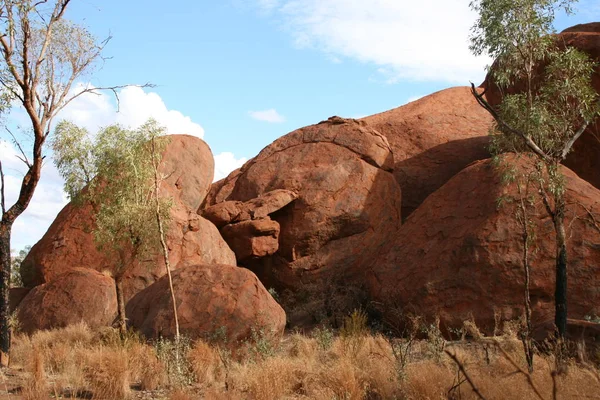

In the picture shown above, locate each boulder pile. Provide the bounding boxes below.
[12,22,600,342]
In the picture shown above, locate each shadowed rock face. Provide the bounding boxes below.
[206,118,402,295]
[20,135,235,302]
[362,86,494,219]
[482,23,600,190]
[17,268,117,334]
[126,263,286,343]
[368,154,600,335]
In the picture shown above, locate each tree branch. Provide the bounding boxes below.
[470,83,551,162]
[493,340,545,400]
[444,349,488,400]
[6,127,31,167]
[560,106,599,160]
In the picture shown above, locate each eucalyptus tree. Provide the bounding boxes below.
[0,0,135,366]
[53,119,174,339]
[469,0,599,340]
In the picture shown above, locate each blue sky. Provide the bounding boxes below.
[2,0,598,251]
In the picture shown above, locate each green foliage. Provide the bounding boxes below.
[9,244,30,287]
[312,326,335,351]
[248,326,277,361]
[470,0,599,168]
[52,119,171,276]
[154,336,195,387]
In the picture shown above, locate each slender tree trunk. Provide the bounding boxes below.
[554,203,568,339]
[518,193,534,373]
[151,137,179,342]
[0,223,11,367]
[115,276,127,340]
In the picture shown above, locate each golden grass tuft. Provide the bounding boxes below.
[84,347,130,399]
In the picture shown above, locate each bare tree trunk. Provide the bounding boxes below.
[115,276,127,340]
[518,192,534,373]
[151,137,179,343]
[554,203,568,339]
[0,224,11,367]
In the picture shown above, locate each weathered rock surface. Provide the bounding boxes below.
[17,268,117,334]
[362,87,493,218]
[221,218,280,261]
[126,263,286,343]
[9,287,30,313]
[206,118,402,297]
[202,189,298,228]
[482,23,600,189]
[368,155,600,334]
[21,135,235,301]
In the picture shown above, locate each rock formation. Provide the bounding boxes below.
[126,263,286,343]
[206,117,401,300]
[368,155,600,334]
[20,135,235,301]
[17,268,117,334]
[362,87,493,218]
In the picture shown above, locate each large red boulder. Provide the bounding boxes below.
[16,268,117,334]
[482,23,600,189]
[207,117,401,290]
[125,263,286,344]
[368,154,600,334]
[21,135,235,301]
[361,87,493,218]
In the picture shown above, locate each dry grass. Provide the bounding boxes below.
[8,321,600,399]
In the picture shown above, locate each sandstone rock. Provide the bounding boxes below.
[17,268,117,334]
[221,218,280,261]
[482,23,600,189]
[202,189,298,228]
[21,135,235,301]
[211,118,401,299]
[9,287,30,313]
[368,155,600,334]
[362,87,493,218]
[126,263,286,343]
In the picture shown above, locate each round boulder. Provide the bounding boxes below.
[368,154,600,334]
[125,263,286,344]
[17,268,117,334]
[216,117,401,290]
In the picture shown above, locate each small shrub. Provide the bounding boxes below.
[312,326,334,351]
[247,326,277,361]
[155,336,194,387]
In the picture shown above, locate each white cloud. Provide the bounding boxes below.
[248,108,287,123]
[2,84,209,251]
[255,0,490,83]
[1,140,68,252]
[214,152,248,182]
[57,84,205,138]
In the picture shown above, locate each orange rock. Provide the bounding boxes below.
[17,268,117,334]
[220,218,280,261]
[21,135,235,301]
[208,117,402,296]
[362,87,493,218]
[125,263,286,344]
[368,154,600,334]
